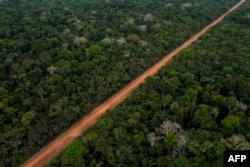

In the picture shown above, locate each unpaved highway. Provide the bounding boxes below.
[20,0,245,166]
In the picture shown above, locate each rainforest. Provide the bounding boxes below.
[0,0,249,166]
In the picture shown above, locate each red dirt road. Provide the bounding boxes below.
[20,0,245,166]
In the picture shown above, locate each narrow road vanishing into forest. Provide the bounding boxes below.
[21,0,245,166]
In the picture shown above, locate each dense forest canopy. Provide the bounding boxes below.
[0,0,247,166]
[49,1,250,166]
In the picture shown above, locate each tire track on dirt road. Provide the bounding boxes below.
[20,0,245,166]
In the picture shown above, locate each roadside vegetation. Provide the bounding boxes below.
[48,1,250,166]
[0,0,244,166]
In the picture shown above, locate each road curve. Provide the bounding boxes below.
[20,0,245,166]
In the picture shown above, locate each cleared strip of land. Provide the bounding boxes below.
[20,0,245,166]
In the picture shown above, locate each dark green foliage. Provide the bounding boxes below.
[49,0,250,166]
[0,0,247,166]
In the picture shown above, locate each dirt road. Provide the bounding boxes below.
[20,0,245,166]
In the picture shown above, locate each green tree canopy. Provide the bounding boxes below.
[61,139,89,165]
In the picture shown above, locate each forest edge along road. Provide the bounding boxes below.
[20,1,246,166]
[20,0,246,166]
